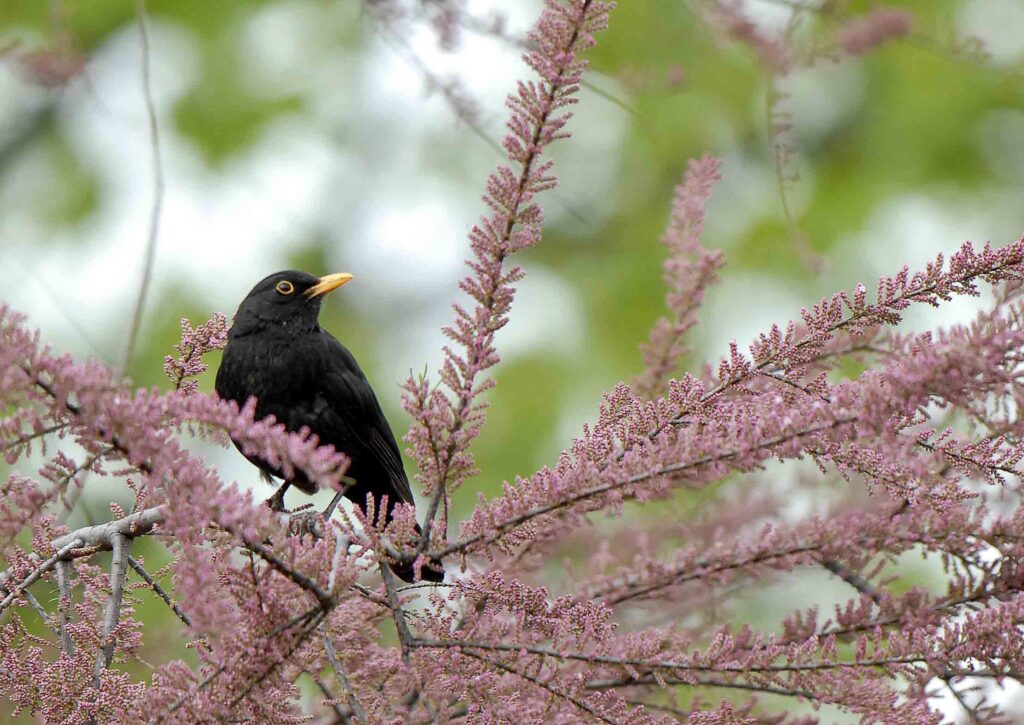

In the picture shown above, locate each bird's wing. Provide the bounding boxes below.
[320,335,416,507]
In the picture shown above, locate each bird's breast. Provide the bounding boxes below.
[219,333,325,416]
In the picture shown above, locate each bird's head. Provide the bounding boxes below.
[230,270,353,334]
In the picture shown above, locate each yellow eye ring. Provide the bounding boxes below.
[275,280,295,295]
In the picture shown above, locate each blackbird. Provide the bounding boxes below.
[215,270,443,582]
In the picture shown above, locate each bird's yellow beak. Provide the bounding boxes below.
[305,272,354,298]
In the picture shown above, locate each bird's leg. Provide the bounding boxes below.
[323,475,356,519]
[265,481,291,512]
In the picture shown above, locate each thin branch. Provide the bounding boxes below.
[244,538,331,606]
[0,537,83,615]
[942,674,983,725]
[596,675,819,701]
[157,605,324,720]
[122,0,164,372]
[416,0,599,555]
[312,674,354,724]
[323,634,368,723]
[0,421,69,453]
[381,563,414,660]
[21,588,56,634]
[225,609,328,711]
[411,637,928,676]
[429,416,856,560]
[459,649,623,725]
[94,532,130,685]
[55,560,76,656]
[592,542,825,606]
[127,554,192,628]
[819,557,885,605]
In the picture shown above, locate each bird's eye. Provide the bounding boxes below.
[275,280,295,295]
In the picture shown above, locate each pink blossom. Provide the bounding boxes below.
[836,8,914,56]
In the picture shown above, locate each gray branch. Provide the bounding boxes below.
[127,554,192,628]
[55,560,76,656]
[323,635,368,723]
[94,532,130,685]
[53,505,165,550]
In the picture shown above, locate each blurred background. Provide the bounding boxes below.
[2,0,1024,720]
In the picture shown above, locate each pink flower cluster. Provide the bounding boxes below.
[836,8,914,56]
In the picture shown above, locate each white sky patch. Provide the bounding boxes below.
[500,262,586,358]
[958,0,1024,66]
[698,269,808,361]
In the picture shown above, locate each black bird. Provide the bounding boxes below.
[215,270,443,582]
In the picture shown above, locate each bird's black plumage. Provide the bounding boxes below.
[215,270,442,582]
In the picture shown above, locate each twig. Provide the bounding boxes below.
[415,0,599,556]
[594,674,818,701]
[245,538,331,606]
[157,606,323,720]
[411,637,928,676]
[158,663,226,721]
[313,674,353,723]
[0,537,83,615]
[21,588,55,633]
[323,635,368,723]
[225,609,327,710]
[122,0,164,372]
[942,674,983,725]
[94,532,130,685]
[459,649,622,725]
[323,485,348,520]
[55,560,76,655]
[0,421,69,453]
[819,557,884,605]
[127,554,192,627]
[429,417,856,560]
[381,563,413,662]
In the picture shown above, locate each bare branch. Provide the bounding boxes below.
[127,554,192,628]
[122,0,165,371]
[459,649,623,725]
[0,537,83,615]
[94,532,130,685]
[381,563,414,659]
[312,674,354,723]
[819,557,885,605]
[323,635,368,723]
[53,506,166,550]
[21,588,56,633]
[55,560,76,656]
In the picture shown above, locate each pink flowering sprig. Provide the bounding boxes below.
[576,501,1024,613]
[0,306,378,718]
[689,239,1024,420]
[162,313,228,395]
[440,240,1024,562]
[636,155,724,400]
[835,7,913,56]
[403,0,614,552]
[699,0,793,74]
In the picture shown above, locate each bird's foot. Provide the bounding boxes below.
[265,489,289,513]
[287,506,321,539]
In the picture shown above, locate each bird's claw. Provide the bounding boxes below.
[265,489,289,513]
[287,510,321,539]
